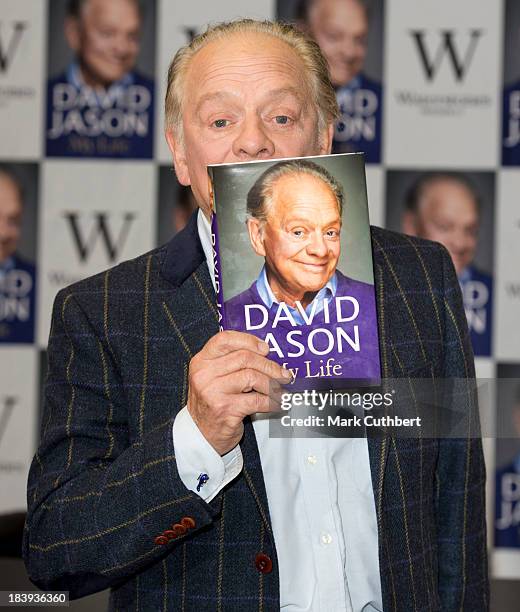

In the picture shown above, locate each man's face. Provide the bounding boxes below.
[405,178,479,276]
[0,175,23,264]
[252,173,341,301]
[166,32,333,215]
[306,0,369,87]
[66,0,141,88]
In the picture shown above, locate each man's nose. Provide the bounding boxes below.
[340,38,356,61]
[306,232,328,257]
[113,35,132,57]
[232,117,275,160]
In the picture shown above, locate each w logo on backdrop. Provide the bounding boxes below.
[410,29,483,82]
[0,21,27,73]
[63,212,137,263]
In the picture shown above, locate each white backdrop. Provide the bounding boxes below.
[0,0,519,585]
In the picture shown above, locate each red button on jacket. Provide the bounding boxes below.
[255,553,273,574]
[180,516,196,529]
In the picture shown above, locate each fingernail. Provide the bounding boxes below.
[281,368,292,379]
[258,341,270,354]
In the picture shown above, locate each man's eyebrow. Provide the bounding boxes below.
[195,87,306,114]
[195,91,236,114]
[262,87,305,104]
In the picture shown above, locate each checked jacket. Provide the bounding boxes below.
[23,211,488,611]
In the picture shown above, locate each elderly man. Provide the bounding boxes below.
[46,0,154,158]
[24,19,487,612]
[298,0,383,162]
[225,159,380,381]
[402,172,493,357]
[0,166,36,343]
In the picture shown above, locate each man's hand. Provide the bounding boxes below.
[187,330,292,455]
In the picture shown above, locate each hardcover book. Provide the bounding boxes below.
[208,153,381,386]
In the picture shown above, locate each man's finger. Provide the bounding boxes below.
[202,329,270,359]
[210,349,292,381]
[218,369,273,396]
[229,390,281,415]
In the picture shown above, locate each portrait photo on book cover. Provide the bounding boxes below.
[211,154,381,384]
[45,0,156,159]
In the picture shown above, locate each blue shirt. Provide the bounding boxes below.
[256,264,337,325]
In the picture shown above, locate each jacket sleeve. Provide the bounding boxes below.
[22,288,221,599]
[436,245,489,611]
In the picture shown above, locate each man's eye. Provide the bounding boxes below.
[212,119,229,128]
[292,229,304,237]
[326,230,339,238]
[274,115,290,125]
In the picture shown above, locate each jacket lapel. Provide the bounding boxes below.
[367,251,393,524]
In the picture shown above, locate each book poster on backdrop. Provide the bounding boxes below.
[276,0,384,163]
[0,163,38,344]
[45,0,156,159]
[493,363,520,579]
[502,0,520,165]
[385,169,495,357]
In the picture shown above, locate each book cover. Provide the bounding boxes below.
[209,153,381,386]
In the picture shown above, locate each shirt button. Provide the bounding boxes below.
[307,455,318,465]
[321,533,333,545]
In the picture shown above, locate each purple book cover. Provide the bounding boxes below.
[208,153,381,386]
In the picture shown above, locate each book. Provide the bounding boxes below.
[208,153,381,387]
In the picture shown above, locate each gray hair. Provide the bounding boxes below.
[246,159,344,223]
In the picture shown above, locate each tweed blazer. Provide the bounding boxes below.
[23,211,488,611]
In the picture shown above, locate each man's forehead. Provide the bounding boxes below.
[421,179,478,209]
[311,0,368,22]
[270,174,340,214]
[186,33,309,94]
[0,177,22,210]
[82,0,140,22]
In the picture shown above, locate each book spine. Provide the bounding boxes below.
[209,170,226,332]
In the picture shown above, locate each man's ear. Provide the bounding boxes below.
[64,17,81,54]
[247,218,266,257]
[401,211,418,236]
[319,123,334,155]
[165,130,190,186]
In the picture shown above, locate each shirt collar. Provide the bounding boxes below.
[256,265,337,324]
[336,74,362,94]
[458,266,471,283]
[67,60,134,91]
[0,256,15,274]
[197,209,216,290]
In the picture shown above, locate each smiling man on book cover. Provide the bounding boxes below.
[221,157,380,382]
